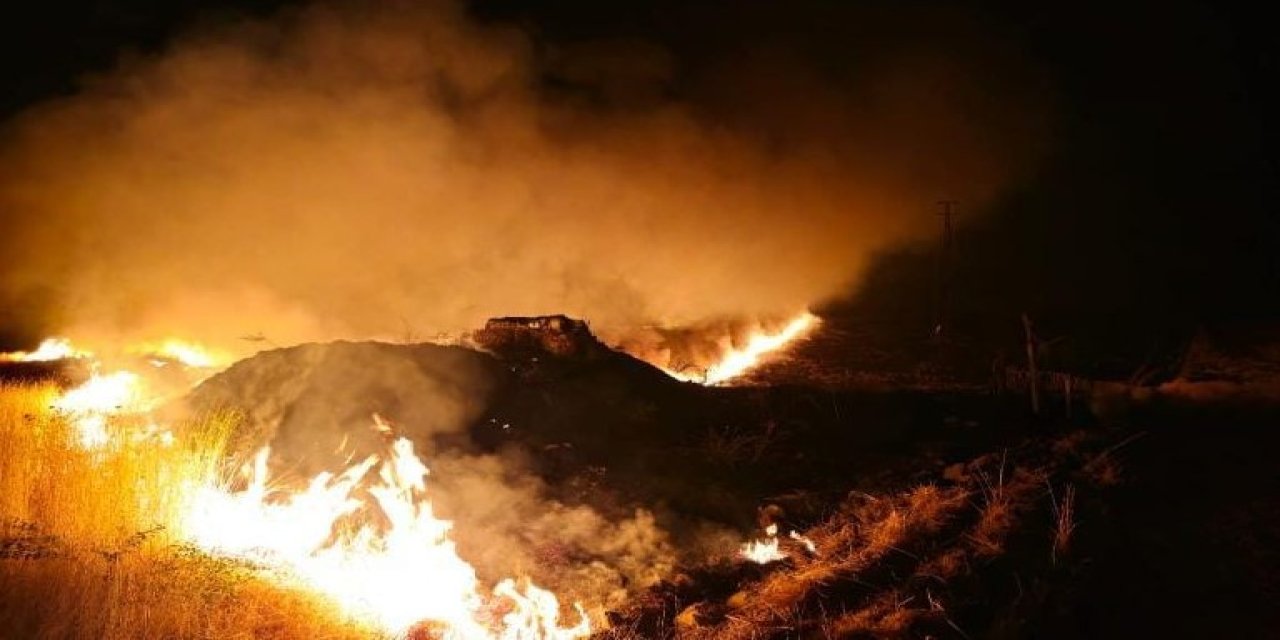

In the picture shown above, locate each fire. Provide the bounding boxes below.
[37,344,590,639]
[666,312,819,385]
[0,336,90,362]
[183,421,591,638]
[50,370,152,448]
[789,530,818,556]
[739,525,819,564]
[130,338,230,368]
[740,524,787,564]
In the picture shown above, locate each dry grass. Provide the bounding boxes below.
[614,425,1128,640]
[1048,482,1077,564]
[0,383,374,640]
[695,483,970,640]
[0,383,228,547]
[966,454,1043,558]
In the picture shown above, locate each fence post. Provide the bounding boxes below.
[1022,313,1040,415]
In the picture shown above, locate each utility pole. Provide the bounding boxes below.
[935,200,959,338]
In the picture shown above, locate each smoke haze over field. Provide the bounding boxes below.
[0,0,1048,352]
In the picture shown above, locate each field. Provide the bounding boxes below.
[0,383,372,640]
[2,324,1278,640]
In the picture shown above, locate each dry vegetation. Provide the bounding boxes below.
[605,428,1118,640]
[0,376,1124,639]
[0,383,372,640]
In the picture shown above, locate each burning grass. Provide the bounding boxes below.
[0,382,373,639]
[604,427,1125,640]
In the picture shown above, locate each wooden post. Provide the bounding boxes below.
[1022,313,1039,415]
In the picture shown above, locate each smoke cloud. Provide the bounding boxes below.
[0,0,1047,353]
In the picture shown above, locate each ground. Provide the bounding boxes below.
[2,318,1278,638]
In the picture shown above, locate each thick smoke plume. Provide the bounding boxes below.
[0,0,1046,353]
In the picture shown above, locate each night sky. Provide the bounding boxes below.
[1,0,1276,353]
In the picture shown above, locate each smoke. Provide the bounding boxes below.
[0,0,1047,354]
[184,340,688,612]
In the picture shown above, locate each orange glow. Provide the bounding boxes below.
[130,338,231,369]
[183,421,591,638]
[0,337,90,362]
[666,312,819,385]
[740,523,787,564]
[32,334,611,637]
[50,371,152,448]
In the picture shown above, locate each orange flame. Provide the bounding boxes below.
[740,523,787,564]
[0,337,91,362]
[184,427,590,638]
[130,338,230,369]
[32,334,610,637]
[50,371,154,448]
[667,312,819,385]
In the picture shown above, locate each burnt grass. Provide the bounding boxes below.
[11,324,1278,639]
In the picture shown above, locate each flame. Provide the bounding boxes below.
[740,525,820,564]
[50,371,151,448]
[29,334,595,637]
[184,424,591,638]
[130,338,230,368]
[789,530,818,556]
[0,337,91,362]
[666,312,819,385]
[740,523,787,564]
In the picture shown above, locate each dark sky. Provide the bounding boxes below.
[1,0,1276,350]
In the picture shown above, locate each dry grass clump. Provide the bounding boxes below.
[0,383,231,547]
[1048,483,1077,563]
[824,590,927,638]
[967,456,1044,557]
[0,545,372,640]
[0,383,374,640]
[693,483,970,640]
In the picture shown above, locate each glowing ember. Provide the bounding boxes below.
[740,523,787,564]
[184,419,590,639]
[667,312,819,385]
[0,337,90,362]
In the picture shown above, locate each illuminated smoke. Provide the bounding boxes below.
[0,0,1047,354]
